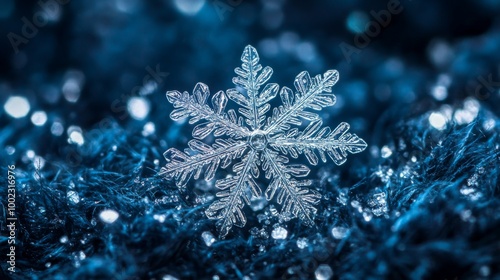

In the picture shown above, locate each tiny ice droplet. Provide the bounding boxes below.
[99,209,119,224]
[51,121,64,136]
[480,265,490,277]
[127,97,150,120]
[482,119,495,131]
[429,112,447,130]
[5,146,15,155]
[67,126,84,146]
[33,155,46,169]
[331,226,349,239]
[27,150,35,159]
[454,98,480,125]
[271,226,288,239]
[67,191,80,204]
[351,200,362,211]
[31,111,48,126]
[163,275,179,280]
[60,236,68,243]
[431,85,447,101]
[142,122,156,136]
[250,196,267,211]
[380,145,392,158]
[202,231,216,247]
[153,214,166,223]
[315,264,333,280]
[363,211,372,222]
[460,187,475,196]
[63,79,82,103]
[4,96,30,118]
[296,237,309,249]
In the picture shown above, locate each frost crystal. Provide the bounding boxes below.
[161,45,367,237]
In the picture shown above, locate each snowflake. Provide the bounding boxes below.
[160,45,367,237]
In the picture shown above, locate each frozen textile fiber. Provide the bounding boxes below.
[1,102,499,280]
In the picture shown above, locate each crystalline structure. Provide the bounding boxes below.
[160,45,367,237]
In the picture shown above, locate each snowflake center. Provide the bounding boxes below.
[248,131,268,151]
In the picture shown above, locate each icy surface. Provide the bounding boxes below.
[161,45,367,237]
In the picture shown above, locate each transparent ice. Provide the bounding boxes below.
[160,45,367,237]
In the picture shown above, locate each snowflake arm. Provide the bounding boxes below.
[205,150,261,237]
[228,45,278,130]
[166,83,249,139]
[269,120,368,166]
[264,70,339,134]
[261,149,320,225]
[159,139,248,187]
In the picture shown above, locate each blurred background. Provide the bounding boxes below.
[1,0,499,167]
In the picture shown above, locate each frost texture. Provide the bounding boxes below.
[160,45,367,237]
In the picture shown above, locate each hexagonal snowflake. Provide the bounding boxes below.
[161,45,367,237]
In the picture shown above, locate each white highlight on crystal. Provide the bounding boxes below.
[4,96,30,118]
[127,97,150,120]
[99,209,119,224]
[31,111,48,126]
[429,112,447,130]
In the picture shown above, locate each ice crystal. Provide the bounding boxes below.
[161,45,367,237]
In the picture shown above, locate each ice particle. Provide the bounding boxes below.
[315,264,333,280]
[31,111,48,126]
[271,227,288,240]
[127,97,150,120]
[202,231,216,247]
[429,112,447,130]
[99,209,119,224]
[296,237,309,249]
[331,227,349,239]
[4,96,30,118]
